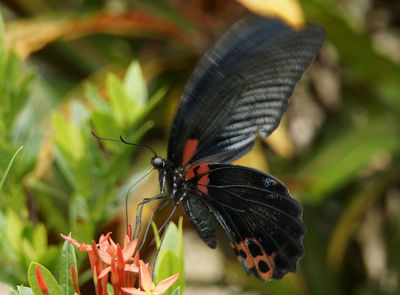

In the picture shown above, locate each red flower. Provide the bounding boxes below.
[61,232,140,295]
[61,228,179,295]
[122,260,179,295]
[70,264,81,295]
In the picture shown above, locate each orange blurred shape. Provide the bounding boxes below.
[5,11,191,60]
[236,0,305,28]
[264,119,295,159]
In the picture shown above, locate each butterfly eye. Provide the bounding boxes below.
[151,157,164,168]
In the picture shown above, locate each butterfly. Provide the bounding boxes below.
[146,15,325,281]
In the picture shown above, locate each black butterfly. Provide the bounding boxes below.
[146,15,325,281]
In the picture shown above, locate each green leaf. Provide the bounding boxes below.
[69,193,94,242]
[159,221,179,254]
[326,176,387,271]
[90,111,121,146]
[37,246,59,272]
[84,82,109,112]
[299,119,400,202]
[0,12,5,54]
[53,148,76,189]
[5,209,24,255]
[154,218,185,294]
[129,87,167,131]
[59,237,78,295]
[155,250,182,295]
[151,221,161,248]
[0,146,23,190]
[124,61,147,107]
[32,223,47,257]
[107,73,135,127]
[52,113,85,162]
[33,189,68,234]
[16,286,34,295]
[177,217,184,263]
[170,286,180,295]
[22,238,37,262]
[106,283,113,295]
[28,262,62,295]
[104,120,154,180]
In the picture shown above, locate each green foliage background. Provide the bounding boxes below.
[0,0,399,294]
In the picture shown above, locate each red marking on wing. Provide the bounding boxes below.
[185,163,210,195]
[234,238,275,281]
[182,138,199,165]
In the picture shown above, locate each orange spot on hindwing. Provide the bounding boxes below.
[231,239,276,281]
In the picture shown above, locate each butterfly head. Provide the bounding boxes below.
[151,156,166,170]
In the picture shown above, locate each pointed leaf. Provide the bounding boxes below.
[151,221,161,249]
[28,263,62,295]
[32,223,47,257]
[154,220,185,294]
[22,238,37,262]
[5,210,23,255]
[59,238,78,295]
[90,111,121,150]
[107,73,135,127]
[158,221,179,254]
[130,87,166,129]
[124,61,147,107]
[170,286,180,295]
[0,146,23,190]
[106,283,114,295]
[154,251,182,295]
[52,113,85,162]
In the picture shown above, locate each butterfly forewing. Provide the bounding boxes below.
[168,16,325,166]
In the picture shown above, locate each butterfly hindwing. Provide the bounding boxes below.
[168,15,325,166]
[185,163,305,280]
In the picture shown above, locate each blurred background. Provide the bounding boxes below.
[0,0,400,294]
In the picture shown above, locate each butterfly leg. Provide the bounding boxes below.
[137,199,172,251]
[134,193,167,239]
[150,204,179,280]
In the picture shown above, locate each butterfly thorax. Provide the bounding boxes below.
[151,157,192,205]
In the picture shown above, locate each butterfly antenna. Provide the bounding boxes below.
[91,131,121,143]
[120,136,157,158]
[91,131,158,158]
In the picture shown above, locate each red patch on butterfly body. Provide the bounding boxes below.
[185,163,210,194]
